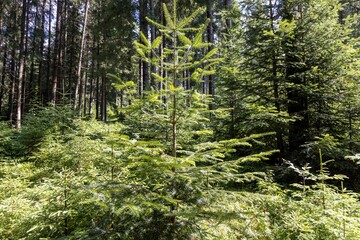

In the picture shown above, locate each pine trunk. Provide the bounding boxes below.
[8,48,16,126]
[0,44,6,115]
[207,0,214,97]
[46,0,52,103]
[140,0,149,93]
[0,7,4,115]
[101,75,107,122]
[16,0,27,129]
[51,0,64,105]
[74,0,90,112]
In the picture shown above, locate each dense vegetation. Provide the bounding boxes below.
[0,0,360,239]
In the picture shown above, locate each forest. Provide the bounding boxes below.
[0,0,360,239]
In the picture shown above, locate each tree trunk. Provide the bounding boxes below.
[51,0,64,105]
[74,0,90,112]
[150,0,157,89]
[0,5,5,115]
[139,0,149,93]
[37,0,47,105]
[16,0,28,129]
[8,48,16,126]
[0,44,7,115]
[101,75,107,122]
[46,0,52,104]
[89,38,96,116]
[28,2,39,111]
[95,39,100,119]
[207,0,214,97]
[83,65,88,115]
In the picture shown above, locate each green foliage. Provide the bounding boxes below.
[0,108,359,239]
[0,107,75,160]
[1,1,360,239]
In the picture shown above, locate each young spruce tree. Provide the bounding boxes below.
[109,0,277,238]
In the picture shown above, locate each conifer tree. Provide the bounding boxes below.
[132,0,220,154]
[218,0,360,164]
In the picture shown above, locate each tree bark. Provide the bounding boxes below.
[74,0,90,112]
[101,75,107,122]
[139,0,149,93]
[207,0,214,97]
[37,0,47,105]
[15,0,28,129]
[150,0,157,89]
[89,37,96,116]
[51,0,64,105]
[46,0,52,104]
[8,48,16,126]
[28,1,40,111]
[0,4,5,115]
[0,44,7,115]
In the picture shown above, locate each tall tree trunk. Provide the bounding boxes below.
[46,0,52,104]
[95,39,100,119]
[89,38,96,116]
[83,65,88,115]
[28,1,39,111]
[150,0,157,89]
[207,0,214,97]
[0,44,7,115]
[101,75,107,122]
[139,0,149,93]
[0,5,5,115]
[74,0,90,112]
[51,0,64,105]
[22,0,30,114]
[38,0,47,105]
[61,0,68,105]
[16,0,27,129]
[8,48,16,126]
